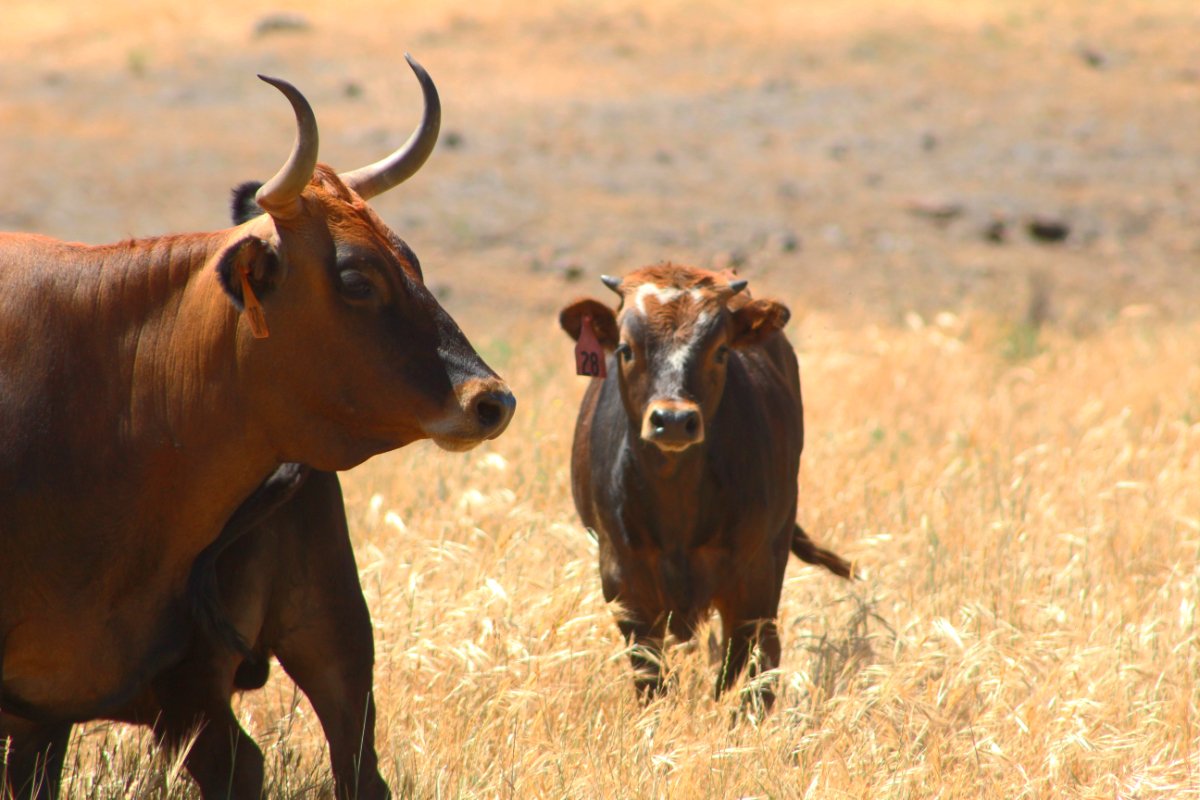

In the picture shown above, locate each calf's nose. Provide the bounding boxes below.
[642,402,704,452]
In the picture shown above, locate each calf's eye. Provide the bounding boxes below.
[615,343,633,363]
[715,345,730,364]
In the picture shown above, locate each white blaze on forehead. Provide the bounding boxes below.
[632,282,703,315]
[621,281,718,393]
[665,310,713,374]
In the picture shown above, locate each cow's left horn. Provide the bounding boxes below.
[255,75,320,219]
[728,279,748,295]
[340,54,441,201]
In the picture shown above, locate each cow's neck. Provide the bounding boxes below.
[627,434,711,550]
[86,231,279,538]
[0,230,281,717]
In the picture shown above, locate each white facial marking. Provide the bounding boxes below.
[631,283,705,315]
[665,310,712,374]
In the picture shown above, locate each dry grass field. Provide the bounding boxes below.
[3,0,1200,797]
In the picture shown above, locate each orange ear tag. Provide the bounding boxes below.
[575,315,606,378]
[238,265,270,339]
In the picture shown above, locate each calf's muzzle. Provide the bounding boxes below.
[641,400,704,452]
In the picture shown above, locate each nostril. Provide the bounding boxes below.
[649,409,666,430]
[473,390,515,432]
[683,414,699,436]
[476,398,502,429]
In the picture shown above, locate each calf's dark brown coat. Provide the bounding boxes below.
[560,264,851,708]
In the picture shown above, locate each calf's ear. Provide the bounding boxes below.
[559,299,619,350]
[730,298,790,348]
[215,235,284,311]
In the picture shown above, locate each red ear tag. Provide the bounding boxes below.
[575,315,606,378]
[238,265,270,339]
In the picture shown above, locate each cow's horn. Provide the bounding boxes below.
[728,279,748,295]
[340,54,441,201]
[255,75,320,219]
[600,275,622,293]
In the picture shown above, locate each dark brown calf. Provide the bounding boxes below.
[129,467,385,800]
[2,467,384,800]
[560,264,851,709]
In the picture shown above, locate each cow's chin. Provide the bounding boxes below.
[432,436,483,453]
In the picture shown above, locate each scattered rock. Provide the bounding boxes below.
[342,81,363,99]
[253,12,312,37]
[1076,44,1107,69]
[553,257,584,282]
[442,130,465,150]
[654,149,673,164]
[766,230,801,253]
[1027,215,1070,243]
[920,132,938,152]
[776,181,803,201]
[711,249,749,271]
[982,217,1008,244]
[905,196,965,224]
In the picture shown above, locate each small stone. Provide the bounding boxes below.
[905,196,964,224]
[342,81,363,99]
[442,130,465,149]
[253,12,312,37]
[767,231,801,253]
[1077,45,1107,69]
[983,217,1008,244]
[1027,216,1070,243]
[712,249,749,271]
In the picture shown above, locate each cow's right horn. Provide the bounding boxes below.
[255,76,320,220]
[340,54,441,201]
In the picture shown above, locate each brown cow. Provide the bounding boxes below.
[2,465,382,800]
[560,264,850,710]
[0,56,514,797]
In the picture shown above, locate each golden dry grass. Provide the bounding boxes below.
[54,307,1200,798]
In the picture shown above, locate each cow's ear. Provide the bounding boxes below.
[730,298,790,348]
[230,181,265,225]
[559,298,619,350]
[215,235,282,311]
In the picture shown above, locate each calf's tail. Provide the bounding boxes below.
[791,524,855,579]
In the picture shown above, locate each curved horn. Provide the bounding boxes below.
[340,54,441,200]
[600,275,623,294]
[728,279,748,295]
[254,75,319,220]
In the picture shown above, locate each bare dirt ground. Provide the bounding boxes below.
[3,0,1198,328]
[3,1,1200,798]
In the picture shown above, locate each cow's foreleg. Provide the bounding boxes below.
[0,718,71,800]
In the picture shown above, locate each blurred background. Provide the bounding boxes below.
[3,0,1197,331]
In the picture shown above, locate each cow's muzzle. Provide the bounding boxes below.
[641,400,704,452]
[430,377,516,451]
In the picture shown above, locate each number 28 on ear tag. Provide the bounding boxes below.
[575,315,606,378]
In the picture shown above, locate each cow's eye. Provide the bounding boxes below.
[615,343,633,363]
[715,345,730,364]
[338,269,375,300]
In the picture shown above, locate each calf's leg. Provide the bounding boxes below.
[0,718,70,800]
[616,615,668,702]
[150,657,264,800]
